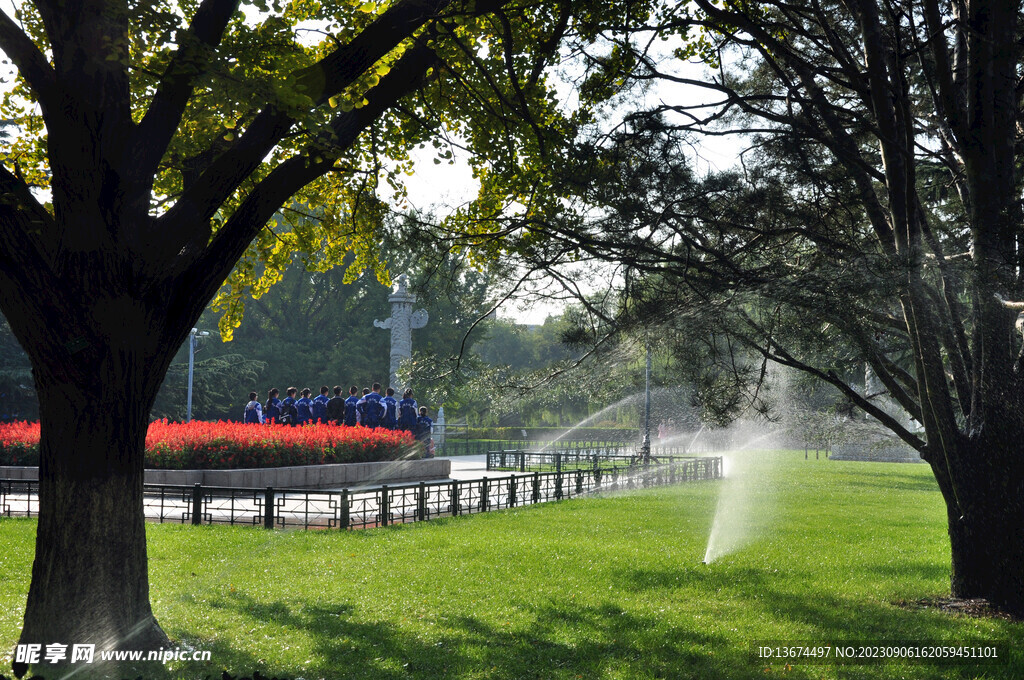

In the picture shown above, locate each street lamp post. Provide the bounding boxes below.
[641,334,652,463]
[186,328,210,423]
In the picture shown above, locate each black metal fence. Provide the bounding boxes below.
[0,456,722,531]
[0,479,37,517]
[486,448,699,472]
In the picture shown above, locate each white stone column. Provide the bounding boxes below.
[373,274,428,389]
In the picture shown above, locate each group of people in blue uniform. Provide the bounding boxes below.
[242,383,435,456]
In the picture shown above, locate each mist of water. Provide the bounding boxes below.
[656,423,706,450]
[703,454,751,563]
[687,423,706,451]
[512,365,792,565]
[538,392,645,451]
[702,422,782,564]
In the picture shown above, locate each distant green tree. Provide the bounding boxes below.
[0,316,35,421]
[456,311,652,426]
[151,352,266,422]
[474,318,573,371]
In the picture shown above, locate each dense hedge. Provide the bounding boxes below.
[0,420,416,469]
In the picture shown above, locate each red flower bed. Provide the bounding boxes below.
[0,420,416,469]
[0,420,39,467]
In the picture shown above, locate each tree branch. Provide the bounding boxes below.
[157,0,500,255]
[922,0,966,144]
[495,9,546,157]
[294,0,472,107]
[694,0,898,253]
[174,41,441,331]
[845,328,923,423]
[0,162,57,269]
[0,9,58,113]
[0,164,99,382]
[132,0,241,181]
[739,322,927,454]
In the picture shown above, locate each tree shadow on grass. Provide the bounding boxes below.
[619,564,774,593]
[836,475,940,494]
[617,564,1024,680]
[865,560,949,583]
[444,602,742,680]
[163,589,770,680]
[168,593,461,680]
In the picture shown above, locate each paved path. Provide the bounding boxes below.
[435,454,520,480]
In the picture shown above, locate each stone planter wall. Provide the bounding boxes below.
[0,458,451,489]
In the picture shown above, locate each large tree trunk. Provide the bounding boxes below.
[947,504,1024,614]
[14,340,172,677]
[942,439,1024,615]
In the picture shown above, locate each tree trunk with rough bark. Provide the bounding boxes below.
[942,432,1024,613]
[12,325,178,677]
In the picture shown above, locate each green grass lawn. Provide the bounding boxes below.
[1,450,1021,679]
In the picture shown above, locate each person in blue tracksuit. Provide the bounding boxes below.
[243,392,263,424]
[398,389,418,432]
[280,387,299,426]
[312,385,330,423]
[358,387,369,424]
[381,387,398,430]
[344,385,360,427]
[415,406,434,457]
[264,388,282,424]
[296,388,314,425]
[357,383,385,429]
